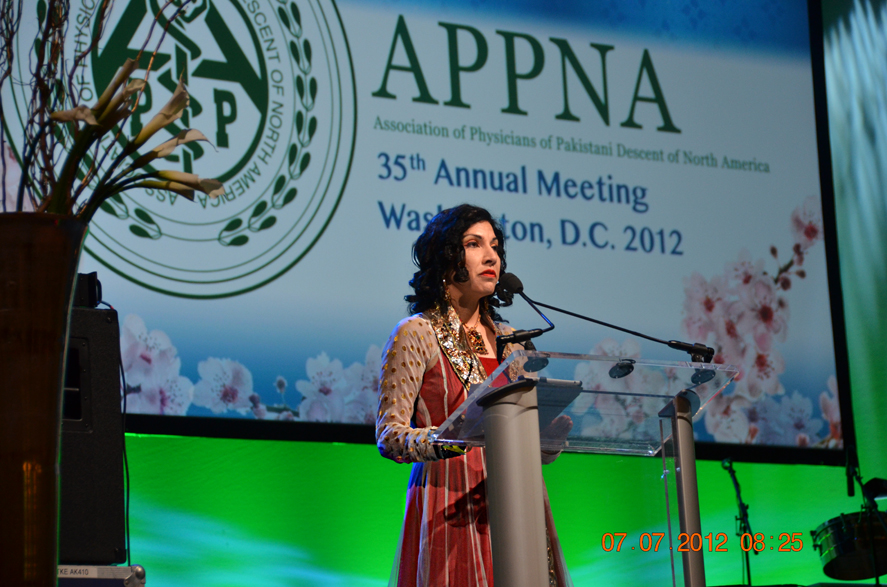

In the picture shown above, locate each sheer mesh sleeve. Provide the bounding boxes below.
[376,316,440,463]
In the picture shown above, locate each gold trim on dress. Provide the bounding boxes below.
[425,304,525,388]
[426,304,488,387]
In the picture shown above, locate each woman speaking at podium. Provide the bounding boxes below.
[375,204,572,587]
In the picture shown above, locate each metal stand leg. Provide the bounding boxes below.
[662,391,706,587]
[479,381,548,587]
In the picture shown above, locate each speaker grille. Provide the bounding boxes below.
[59,308,126,565]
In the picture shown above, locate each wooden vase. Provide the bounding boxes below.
[0,213,88,587]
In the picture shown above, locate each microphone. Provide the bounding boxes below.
[497,328,547,345]
[498,272,524,295]
[495,272,555,362]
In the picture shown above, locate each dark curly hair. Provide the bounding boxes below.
[406,204,513,319]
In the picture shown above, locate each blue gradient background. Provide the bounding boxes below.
[369,0,811,55]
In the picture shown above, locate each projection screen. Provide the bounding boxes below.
[1,0,853,465]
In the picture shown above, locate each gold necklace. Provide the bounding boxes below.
[464,315,487,354]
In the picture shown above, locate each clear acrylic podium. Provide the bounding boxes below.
[432,350,739,587]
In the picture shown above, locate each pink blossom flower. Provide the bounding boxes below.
[710,301,747,375]
[572,338,639,414]
[792,243,805,267]
[735,350,785,400]
[249,393,268,419]
[192,358,254,414]
[622,393,665,432]
[755,391,823,446]
[682,273,728,341]
[725,249,765,289]
[791,195,824,251]
[300,398,337,421]
[624,368,667,409]
[580,393,629,439]
[345,345,382,397]
[820,375,842,444]
[572,339,666,439]
[275,376,287,395]
[125,374,193,416]
[627,402,646,425]
[120,314,193,415]
[736,276,789,352]
[342,345,383,425]
[295,352,348,422]
[704,393,752,443]
[342,392,376,425]
[120,314,180,389]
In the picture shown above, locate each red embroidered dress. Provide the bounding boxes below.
[376,305,572,587]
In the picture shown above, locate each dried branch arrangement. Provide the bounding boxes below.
[0,0,221,219]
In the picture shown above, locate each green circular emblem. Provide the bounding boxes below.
[12,0,355,297]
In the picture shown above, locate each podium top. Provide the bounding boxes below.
[432,350,739,456]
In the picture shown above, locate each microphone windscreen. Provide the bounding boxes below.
[498,272,524,294]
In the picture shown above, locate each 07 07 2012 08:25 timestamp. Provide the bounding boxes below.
[601,532,805,553]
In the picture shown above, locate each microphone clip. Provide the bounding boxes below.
[495,329,544,362]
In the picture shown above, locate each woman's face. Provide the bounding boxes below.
[449,221,501,302]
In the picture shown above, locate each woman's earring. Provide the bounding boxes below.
[443,279,452,305]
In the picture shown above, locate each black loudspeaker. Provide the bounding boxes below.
[59,307,126,564]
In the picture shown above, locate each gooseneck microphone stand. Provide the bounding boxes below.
[723,458,754,586]
[494,274,555,362]
[527,297,714,363]
[494,272,715,365]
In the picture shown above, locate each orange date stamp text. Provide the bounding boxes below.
[601,532,805,553]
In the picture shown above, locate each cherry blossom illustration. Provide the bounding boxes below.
[573,338,639,417]
[578,391,630,440]
[121,314,193,415]
[704,393,753,443]
[681,273,729,343]
[739,349,786,400]
[573,338,665,440]
[192,358,254,415]
[248,375,301,420]
[342,345,383,425]
[219,345,383,423]
[791,195,825,252]
[818,376,842,448]
[288,346,384,424]
[736,276,790,354]
[121,314,178,389]
[680,196,840,447]
[117,313,387,423]
[293,352,350,422]
[753,391,824,447]
[126,373,194,416]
